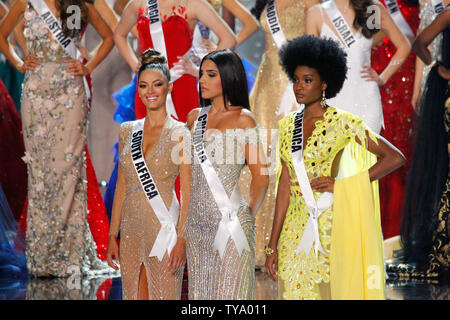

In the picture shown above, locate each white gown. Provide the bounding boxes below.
[319,12,383,134]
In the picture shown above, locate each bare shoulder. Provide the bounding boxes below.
[236,108,257,129]
[186,108,201,129]
[307,2,322,16]
[305,0,321,11]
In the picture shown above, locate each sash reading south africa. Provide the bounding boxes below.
[193,107,250,259]
[290,110,334,257]
[131,120,179,261]
[30,0,91,100]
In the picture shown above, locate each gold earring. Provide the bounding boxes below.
[320,89,326,109]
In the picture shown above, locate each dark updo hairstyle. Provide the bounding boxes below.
[57,0,89,38]
[279,35,347,99]
[251,0,382,39]
[138,49,171,82]
[199,49,250,110]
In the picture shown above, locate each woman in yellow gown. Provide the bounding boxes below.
[243,0,320,268]
[265,35,406,300]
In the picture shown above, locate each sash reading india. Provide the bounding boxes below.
[290,110,333,257]
[193,107,250,259]
[30,0,91,99]
[131,120,179,261]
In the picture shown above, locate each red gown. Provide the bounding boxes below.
[0,79,27,220]
[135,7,199,122]
[371,0,420,239]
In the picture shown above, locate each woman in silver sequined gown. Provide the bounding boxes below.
[186,50,269,300]
[0,0,114,277]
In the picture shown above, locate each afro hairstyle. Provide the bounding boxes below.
[279,35,348,99]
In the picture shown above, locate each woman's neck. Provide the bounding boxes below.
[144,106,168,128]
[210,96,227,113]
[304,101,326,119]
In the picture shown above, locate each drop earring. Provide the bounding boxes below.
[320,89,326,109]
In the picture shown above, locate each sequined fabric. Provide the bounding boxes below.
[186,126,262,300]
[277,108,374,300]
[21,3,111,277]
[428,97,450,273]
[118,117,187,300]
[418,0,444,95]
[371,0,419,238]
[241,1,306,268]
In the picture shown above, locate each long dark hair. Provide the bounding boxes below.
[199,50,250,110]
[56,0,89,38]
[400,65,450,270]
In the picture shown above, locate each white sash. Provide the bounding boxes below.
[193,106,250,259]
[385,0,414,39]
[266,0,298,116]
[323,0,357,49]
[290,110,333,258]
[147,0,191,120]
[30,0,90,100]
[131,120,179,261]
[431,0,445,14]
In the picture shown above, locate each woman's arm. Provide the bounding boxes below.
[188,0,237,50]
[311,131,406,192]
[364,132,406,181]
[168,130,191,271]
[413,10,450,65]
[0,1,7,20]
[365,2,411,86]
[94,0,119,31]
[106,129,127,270]
[265,159,290,282]
[82,3,114,73]
[222,0,259,46]
[240,112,269,215]
[0,0,36,72]
[305,3,323,36]
[114,0,140,72]
[412,56,425,110]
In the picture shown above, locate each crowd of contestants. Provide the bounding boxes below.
[0,0,448,300]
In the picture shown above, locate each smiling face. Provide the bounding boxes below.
[292,65,327,106]
[199,59,223,101]
[137,68,172,111]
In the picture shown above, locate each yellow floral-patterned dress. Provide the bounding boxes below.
[277,107,381,300]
